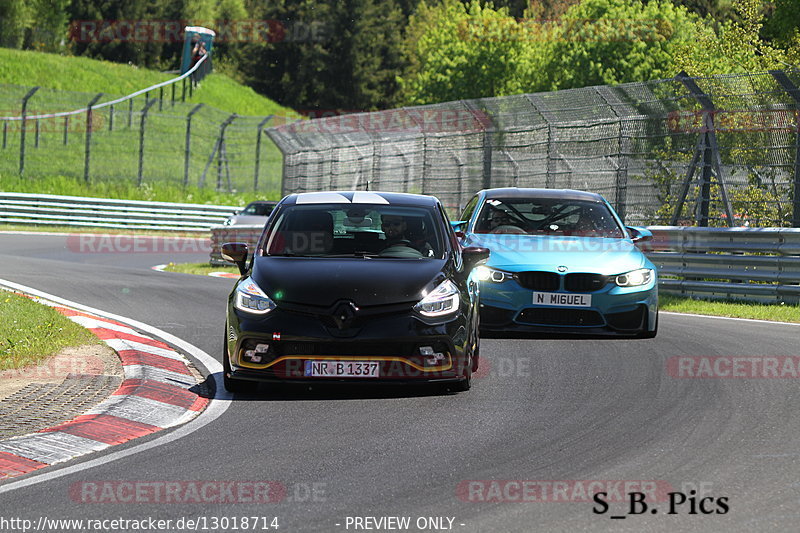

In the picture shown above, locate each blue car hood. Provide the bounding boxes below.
[465,234,645,275]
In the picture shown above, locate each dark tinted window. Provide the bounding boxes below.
[475,197,623,238]
[262,204,445,259]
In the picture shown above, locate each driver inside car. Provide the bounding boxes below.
[380,215,434,257]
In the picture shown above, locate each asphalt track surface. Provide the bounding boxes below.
[1,232,799,532]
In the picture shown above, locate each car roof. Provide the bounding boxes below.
[282,191,440,207]
[481,187,605,202]
[246,200,278,206]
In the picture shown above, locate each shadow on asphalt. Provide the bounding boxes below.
[206,372,463,401]
[480,331,648,340]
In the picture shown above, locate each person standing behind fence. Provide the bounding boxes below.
[190,35,207,70]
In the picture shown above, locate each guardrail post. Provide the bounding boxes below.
[128,98,133,128]
[159,87,163,111]
[254,115,273,191]
[137,99,157,186]
[770,70,800,228]
[109,105,114,132]
[83,92,103,183]
[2,121,7,149]
[171,84,176,107]
[34,119,40,148]
[182,78,187,103]
[63,117,69,145]
[19,86,39,176]
[675,72,735,227]
[184,103,204,188]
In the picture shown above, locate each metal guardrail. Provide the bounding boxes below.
[211,224,800,304]
[645,226,800,304]
[209,224,264,265]
[0,192,238,231]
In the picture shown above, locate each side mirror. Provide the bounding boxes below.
[221,242,249,275]
[451,220,467,240]
[627,226,652,243]
[461,246,490,271]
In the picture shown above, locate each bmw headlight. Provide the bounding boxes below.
[414,279,460,318]
[615,268,654,287]
[474,266,513,283]
[234,277,276,314]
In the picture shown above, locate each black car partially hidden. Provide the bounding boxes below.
[221,191,489,393]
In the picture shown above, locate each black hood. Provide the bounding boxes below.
[252,257,448,308]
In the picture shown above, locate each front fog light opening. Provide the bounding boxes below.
[241,342,271,364]
[419,345,445,366]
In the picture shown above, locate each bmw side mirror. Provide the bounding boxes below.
[221,242,249,275]
[451,220,467,240]
[461,246,490,271]
[627,226,652,243]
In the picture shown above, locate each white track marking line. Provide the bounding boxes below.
[0,278,232,495]
[662,311,800,327]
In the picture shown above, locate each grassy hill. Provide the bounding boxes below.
[0,48,297,117]
[0,48,299,205]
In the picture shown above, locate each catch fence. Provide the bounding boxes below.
[266,70,800,227]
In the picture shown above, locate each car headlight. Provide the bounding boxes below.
[474,266,513,283]
[223,218,234,226]
[234,277,276,314]
[615,268,654,287]
[414,279,460,318]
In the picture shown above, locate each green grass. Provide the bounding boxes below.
[0,291,100,370]
[0,48,298,200]
[0,48,298,117]
[660,294,800,323]
[162,262,238,276]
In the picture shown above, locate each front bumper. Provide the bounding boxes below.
[478,277,658,335]
[226,305,473,384]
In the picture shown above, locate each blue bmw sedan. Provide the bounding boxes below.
[454,188,658,337]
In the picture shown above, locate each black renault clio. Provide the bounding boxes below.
[221,191,489,393]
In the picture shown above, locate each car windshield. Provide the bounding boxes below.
[261,204,445,259]
[241,203,274,216]
[474,197,624,238]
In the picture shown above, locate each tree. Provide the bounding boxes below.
[0,0,31,48]
[399,0,543,105]
[671,0,789,75]
[537,0,702,90]
[239,0,405,111]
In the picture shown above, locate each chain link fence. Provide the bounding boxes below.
[266,70,800,227]
[0,58,288,196]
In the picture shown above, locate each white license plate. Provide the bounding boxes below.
[533,292,592,307]
[304,360,380,378]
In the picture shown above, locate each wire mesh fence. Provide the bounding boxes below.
[267,70,800,227]
[0,58,287,197]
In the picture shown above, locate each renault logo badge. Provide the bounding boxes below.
[557,265,568,273]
